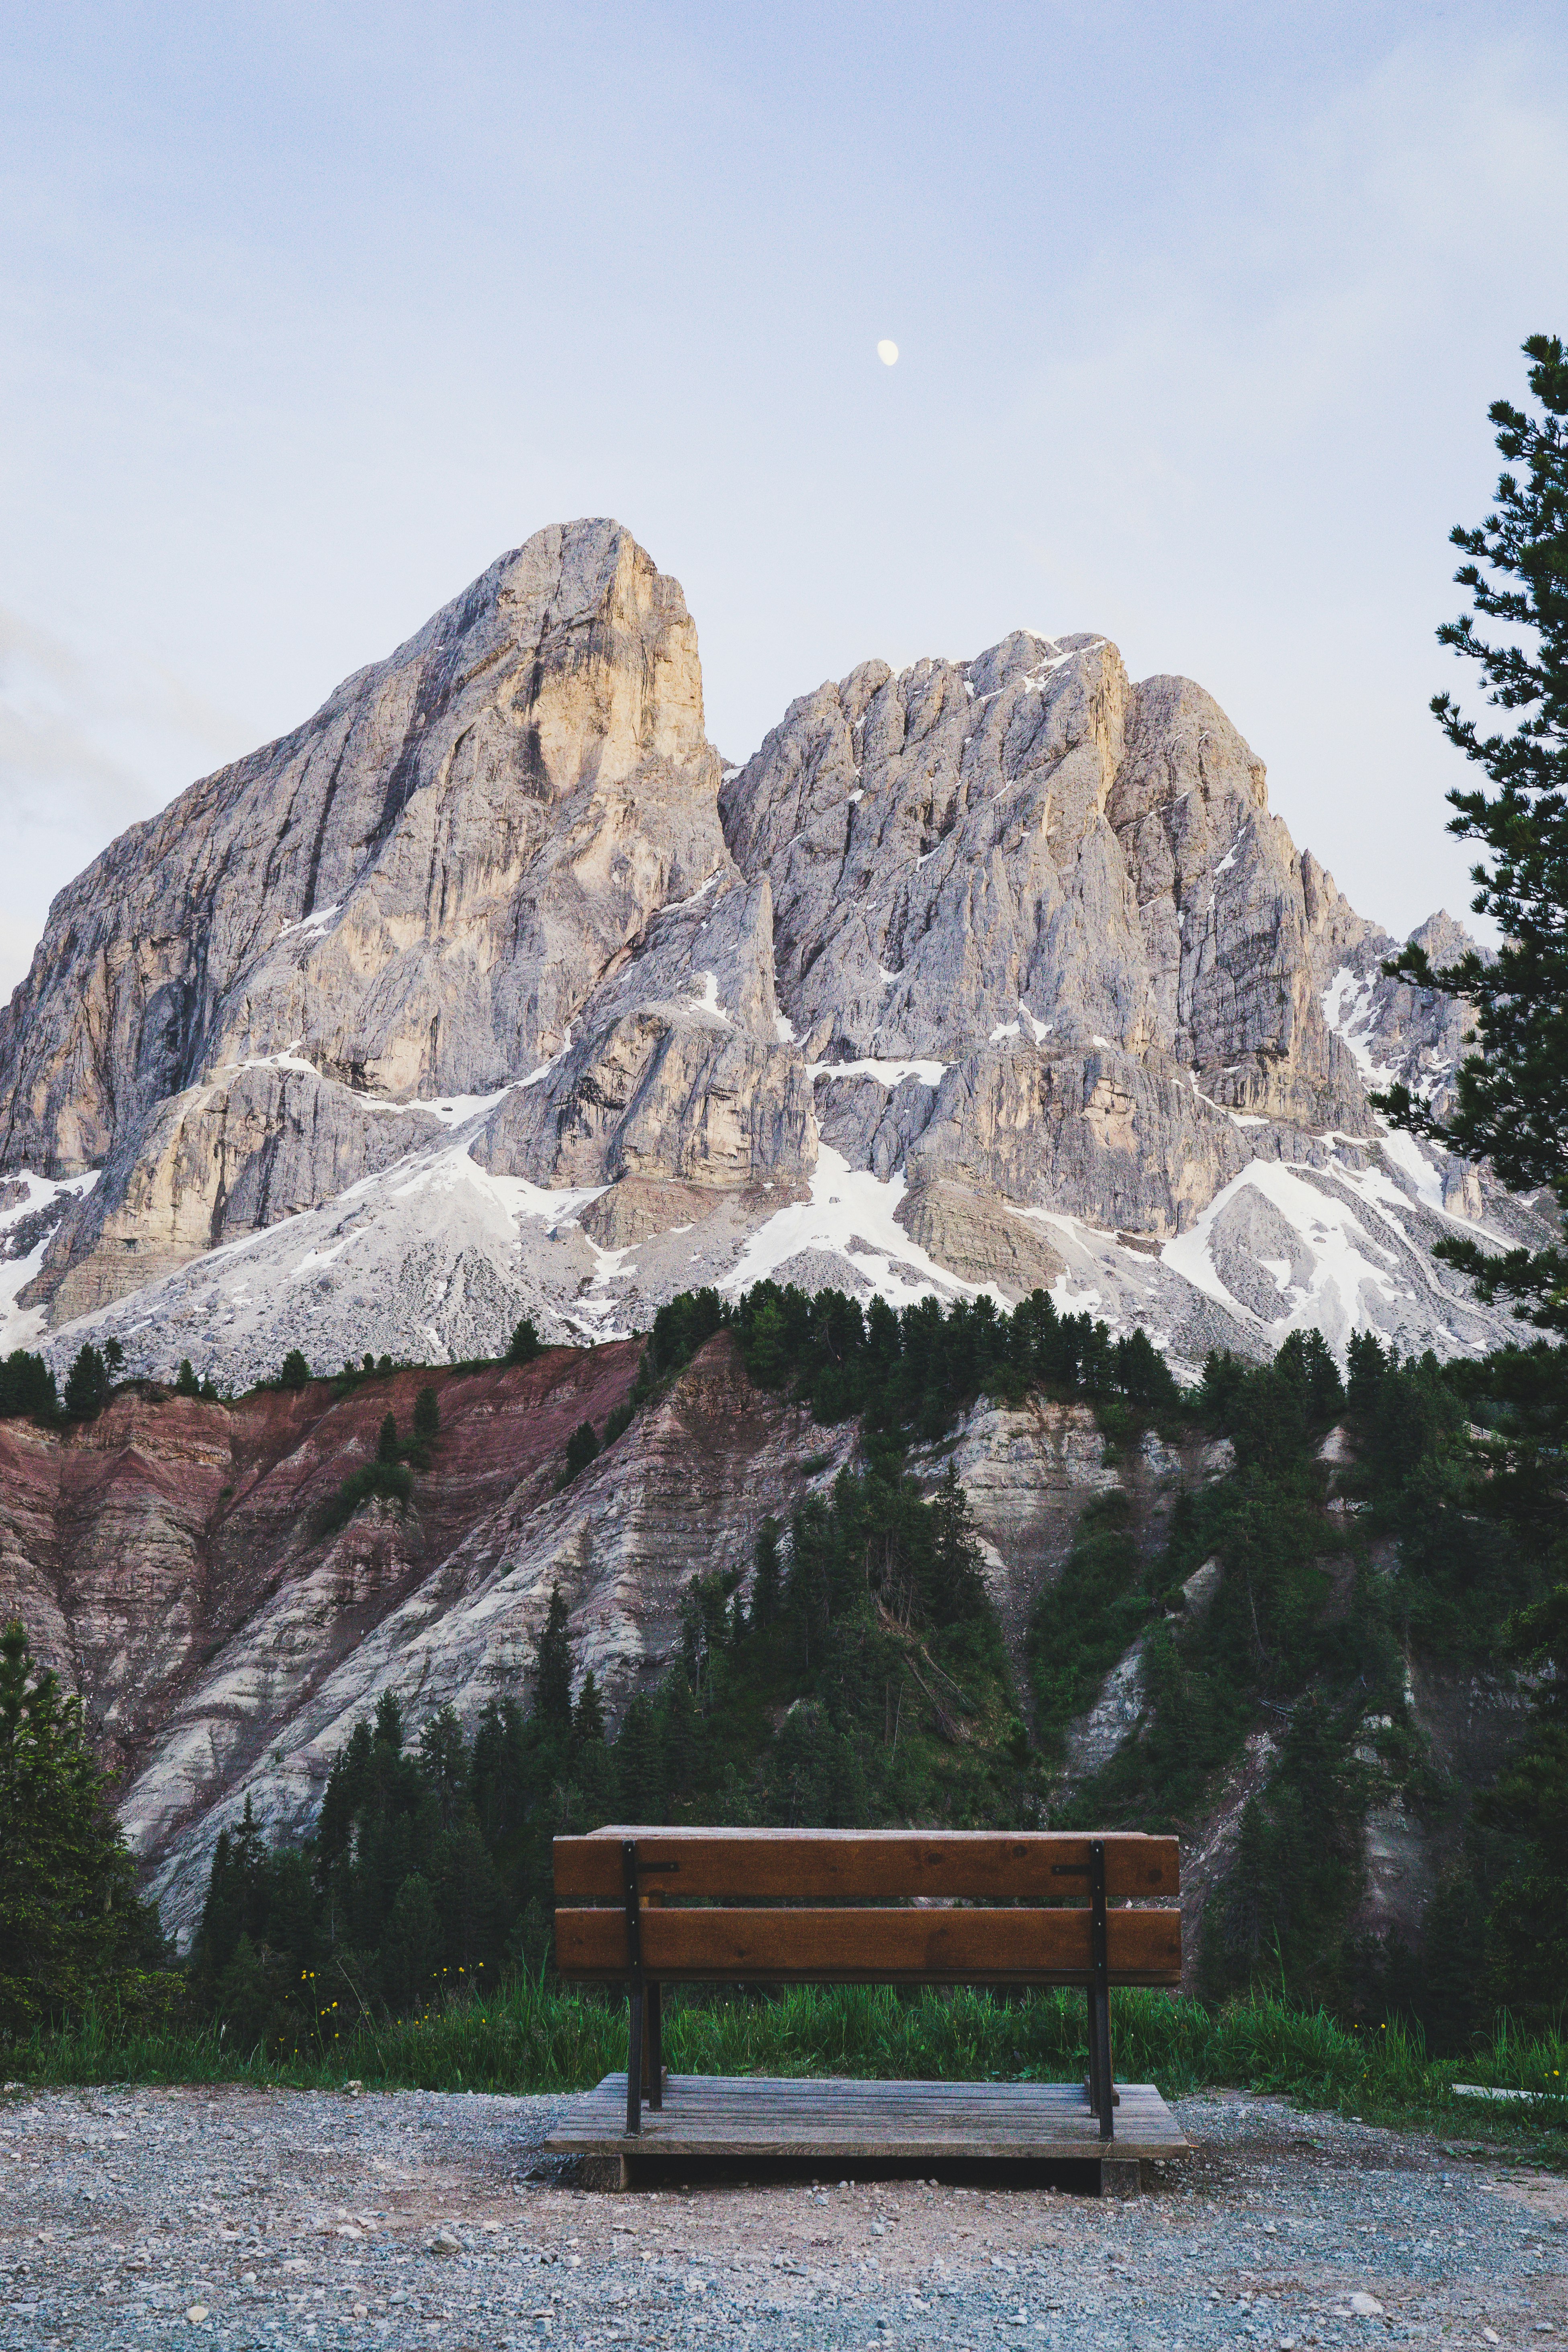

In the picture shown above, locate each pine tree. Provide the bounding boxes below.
[533,1585,573,1733]
[1374,348,1568,2015]
[437,1822,504,1972]
[279,1349,311,1391]
[63,1344,108,1420]
[413,1384,440,1442]
[568,1669,617,1825]
[418,1705,468,1831]
[662,1672,699,1803]
[572,1669,605,1747]
[561,1420,599,1483]
[750,1516,783,1629]
[0,1620,149,2028]
[175,1359,200,1398]
[0,1350,57,1420]
[384,1872,440,2011]
[1477,1581,1568,2024]
[1376,335,1568,1344]
[213,1931,275,2050]
[928,1461,986,1624]
[376,1412,400,1465]
[1345,1330,1388,1418]
[614,1693,666,1823]
[506,1318,541,1366]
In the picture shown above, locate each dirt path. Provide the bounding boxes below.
[0,2082,1560,2348]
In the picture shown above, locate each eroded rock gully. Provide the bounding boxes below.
[0,1334,852,1943]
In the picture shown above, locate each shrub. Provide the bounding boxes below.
[312,1461,414,1540]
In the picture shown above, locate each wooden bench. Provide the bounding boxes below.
[552,1827,1182,2162]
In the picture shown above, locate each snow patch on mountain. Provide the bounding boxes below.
[719,1145,985,1306]
[1323,965,1393,1087]
[0,1171,99,1353]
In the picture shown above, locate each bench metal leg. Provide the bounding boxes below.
[1090,1839,1114,2142]
[646,1981,663,2111]
[623,1841,643,2137]
[626,1978,643,2137]
[1085,1984,1119,2121]
[1085,1984,1101,2114]
[1091,1980,1115,2141]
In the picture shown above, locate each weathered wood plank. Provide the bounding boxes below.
[542,2073,1189,2162]
[554,1829,1179,1904]
[554,1903,1182,1984]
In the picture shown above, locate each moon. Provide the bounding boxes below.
[877,339,899,367]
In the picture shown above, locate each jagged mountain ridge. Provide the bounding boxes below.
[0,519,1542,1380]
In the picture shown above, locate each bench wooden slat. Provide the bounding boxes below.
[552,1829,1179,1904]
[554,1903,1182,1984]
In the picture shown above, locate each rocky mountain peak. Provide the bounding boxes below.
[0,518,717,1159]
[0,521,740,1320]
[0,525,1548,1379]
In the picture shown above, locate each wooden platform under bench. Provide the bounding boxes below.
[542,2072,1188,2192]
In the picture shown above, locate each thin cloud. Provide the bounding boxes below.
[0,605,252,993]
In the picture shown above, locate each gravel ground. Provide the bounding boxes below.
[0,2081,1563,2350]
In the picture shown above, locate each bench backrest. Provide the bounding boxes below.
[553,1827,1181,1987]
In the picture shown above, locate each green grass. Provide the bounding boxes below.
[6,1983,1566,2159]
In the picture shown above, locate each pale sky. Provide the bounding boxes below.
[4,2,1567,998]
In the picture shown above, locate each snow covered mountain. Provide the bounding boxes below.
[0,521,1542,1384]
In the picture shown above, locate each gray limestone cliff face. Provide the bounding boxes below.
[35,1068,448,1324]
[1319,907,1490,1124]
[3,521,721,1168]
[719,633,1378,1241]
[472,875,815,1193]
[1,522,811,1316]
